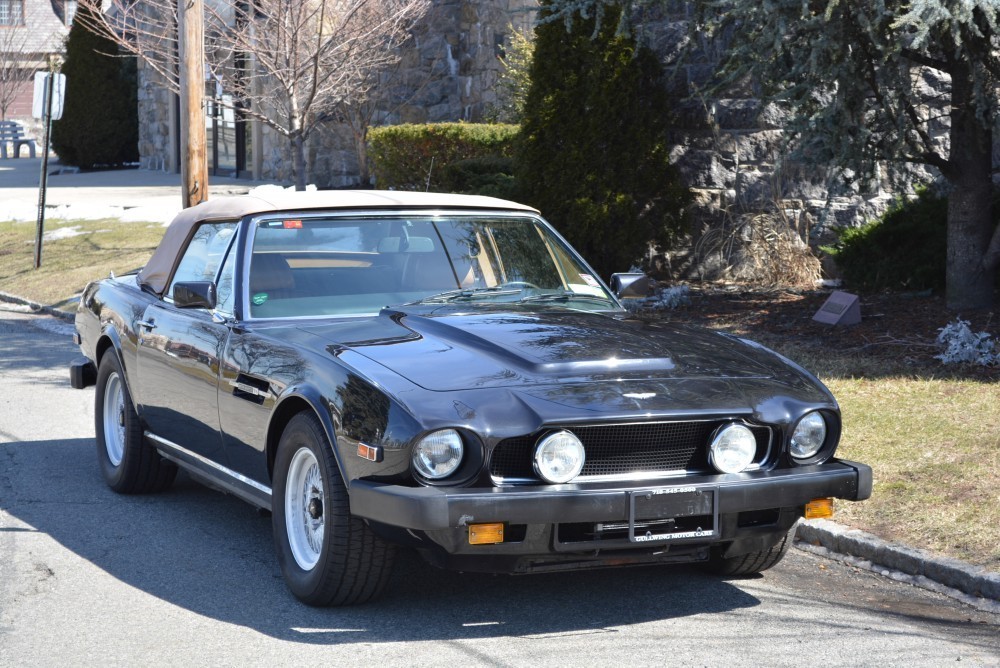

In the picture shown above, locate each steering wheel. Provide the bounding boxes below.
[502,281,540,290]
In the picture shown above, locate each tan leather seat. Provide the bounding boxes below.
[250,254,296,296]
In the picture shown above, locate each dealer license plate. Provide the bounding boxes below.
[628,485,719,543]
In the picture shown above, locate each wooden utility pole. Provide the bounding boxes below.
[178,0,208,208]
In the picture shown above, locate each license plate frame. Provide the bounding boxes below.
[628,485,719,543]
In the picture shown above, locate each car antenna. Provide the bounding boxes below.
[425,157,434,192]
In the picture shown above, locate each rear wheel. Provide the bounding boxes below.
[94,352,176,493]
[272,411,395,606]
[702,526,794,576]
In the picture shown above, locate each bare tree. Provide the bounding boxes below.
[335,51,434,185]
[76,0,430,190]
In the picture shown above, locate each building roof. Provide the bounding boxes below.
[9,0,69,57]
[137,190,540,295]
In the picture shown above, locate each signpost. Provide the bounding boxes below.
[31,68,66,269]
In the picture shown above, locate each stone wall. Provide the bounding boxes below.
[134,1,949,280]
[136,59,175,173]
[643,4,945,280]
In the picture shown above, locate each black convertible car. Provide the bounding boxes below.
[70,191,871,606]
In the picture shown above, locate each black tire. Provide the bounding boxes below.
[703,526,794,576]
[94,352,177,493]
[272,411,395,606]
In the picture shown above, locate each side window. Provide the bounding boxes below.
[167,222,238,301]
[215,239,237,315]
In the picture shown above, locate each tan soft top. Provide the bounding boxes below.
[137,190,539,296]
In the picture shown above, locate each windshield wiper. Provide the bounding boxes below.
[403,286,522,305]
[519,291,616,306]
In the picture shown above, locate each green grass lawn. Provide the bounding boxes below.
[2,219,998,571]
[724,335,1000,571]
[0,219,163,310]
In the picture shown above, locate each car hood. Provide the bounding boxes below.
[298,305,781,392]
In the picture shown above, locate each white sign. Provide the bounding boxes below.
[32,72,67,121]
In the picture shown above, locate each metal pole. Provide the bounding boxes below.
[33,70,55,270]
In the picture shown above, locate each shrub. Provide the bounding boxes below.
[368,123,519,191]
[515,1,690,280]
[823,188,948,292]
[935,319,999,366]
[51,2,139,168]
[439,156,517,198]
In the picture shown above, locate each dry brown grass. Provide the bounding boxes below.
[692,212,821,289]
[658,287,1000,570]
[0,219,162,309]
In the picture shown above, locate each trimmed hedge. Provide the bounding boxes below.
[368,123,519,191]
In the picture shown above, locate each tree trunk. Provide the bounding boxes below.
[354,126,370,186]
[945,69,995,310]
[292,133,307,191]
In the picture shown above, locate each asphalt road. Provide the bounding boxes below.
[1,306,998,667]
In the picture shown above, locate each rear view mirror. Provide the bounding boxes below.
[609,273,652,299]
[173,281,218,309]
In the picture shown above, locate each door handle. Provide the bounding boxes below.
[137,319,156,330]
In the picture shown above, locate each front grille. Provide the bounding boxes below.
[489,421,772,483]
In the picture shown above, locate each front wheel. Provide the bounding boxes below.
[94,352,176,493]
[702,526,795,576]
[272,411,395,606]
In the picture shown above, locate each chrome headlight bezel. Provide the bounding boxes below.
[789,411,833,464]
[411,428,465,480]
[708,423,758,474]
[533,430,586,484]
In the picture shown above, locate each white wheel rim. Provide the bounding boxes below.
[285,447,324,571]
[102,371,126,467]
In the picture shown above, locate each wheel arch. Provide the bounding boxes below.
[94,328,133,399]
[267,388,345,488]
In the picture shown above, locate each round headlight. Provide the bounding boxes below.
[412,429,464,479]
[533,430,585,484]
[790,412,827,460]
[709,424,757,474]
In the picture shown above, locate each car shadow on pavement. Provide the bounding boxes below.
[0,436,770,644]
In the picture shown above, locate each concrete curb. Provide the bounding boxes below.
[795,519,1000,613]
[0,291,74,321]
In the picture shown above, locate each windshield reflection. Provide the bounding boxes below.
[248,215,618,318]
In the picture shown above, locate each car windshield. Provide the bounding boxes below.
[247,214,618,318]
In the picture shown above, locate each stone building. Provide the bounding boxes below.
[137,0,537,187]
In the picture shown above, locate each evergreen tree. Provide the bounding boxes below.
[546,0,1000,310]
[515,2,689,280]
[51,2,138,168]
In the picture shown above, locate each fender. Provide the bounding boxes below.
[95,325,134,401]
[268,383,348,486]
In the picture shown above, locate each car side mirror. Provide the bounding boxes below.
[609,273,652,299]
[173,281,218,309]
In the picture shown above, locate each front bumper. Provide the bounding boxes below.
[349,459,872,531]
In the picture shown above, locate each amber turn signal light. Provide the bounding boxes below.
[468,523,504,545]
[804,497,834,520]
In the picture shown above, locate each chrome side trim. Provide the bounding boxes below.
[145,432,272,497]
[230,379,268,398]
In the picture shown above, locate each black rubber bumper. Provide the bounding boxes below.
[349,459,872,531]
[70,357,97,389]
